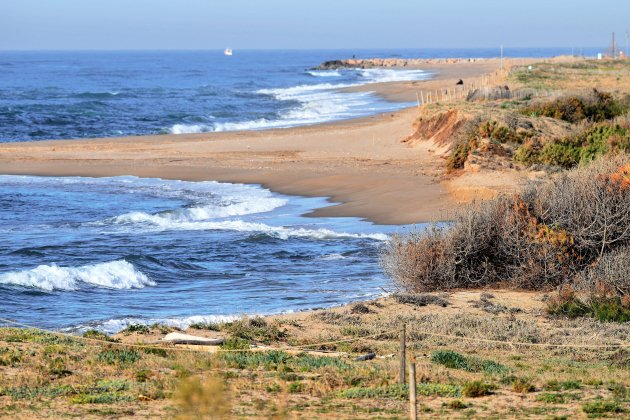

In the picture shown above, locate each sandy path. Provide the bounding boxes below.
[0,60,505,224]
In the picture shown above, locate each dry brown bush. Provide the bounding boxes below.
[574,246,630,296]
[382,155,630,292]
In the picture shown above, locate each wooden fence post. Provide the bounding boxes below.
[409,354,417,420]
[399,324,406,384]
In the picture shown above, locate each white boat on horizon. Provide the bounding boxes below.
[224,48,233,56]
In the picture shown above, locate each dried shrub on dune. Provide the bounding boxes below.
[382,155,630,294]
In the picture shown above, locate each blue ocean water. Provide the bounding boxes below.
[0,48,595,332]
[0,175,412,332]
[0,48,597,142]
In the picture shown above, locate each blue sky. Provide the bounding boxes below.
[1,0,629,50]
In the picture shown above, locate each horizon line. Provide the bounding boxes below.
[0,46,607,53]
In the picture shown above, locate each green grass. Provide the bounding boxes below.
[339,383,461,399]
[0,384,75,400]
[537,393,567,404]
[582,399,624,415]
[0,347,23,366]
[71,392,135,404]
[120,324,151,335]
[96,348,141,365]
[220,318,288,344]
[544,380,582,391]
[83,329,119,342]
[3,328,79,347]
[219,350,352,373]
[547,296,630,323]
[431,350,510,375]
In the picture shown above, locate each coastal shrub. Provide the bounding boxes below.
[511,378,536,393]
[574,246,630,296]
[83,329,119,342]
[446,142,472,172]
[462,381,496,398]
[546,286,630,323]
[120,324,150,335]
[513,139,543,165]
[382,155,630,292]
[538,123,630,168]
[393,293,449,307]
[522,91,630,123]
[446,119,525,172]
[222,317,288,344]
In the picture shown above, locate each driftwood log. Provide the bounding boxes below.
[162,332,225,346]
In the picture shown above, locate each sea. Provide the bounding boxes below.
[0,48,595,332]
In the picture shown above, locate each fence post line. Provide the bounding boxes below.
[409,354,417,420]
[399,324,406,384]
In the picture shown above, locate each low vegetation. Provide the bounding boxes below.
[435,61,630,173]
[383,156,630,323]
[1,290,630,418]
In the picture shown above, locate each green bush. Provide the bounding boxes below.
[120,324,150,335]
[82,329,118,342]
[512,378,536,393]
[522,91,630,123]
[547,289,630,323]
[462,381,496,398]
[447,142,472,172]
[539,123,629,168]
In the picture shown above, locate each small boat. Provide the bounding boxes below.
[224,48,233,56]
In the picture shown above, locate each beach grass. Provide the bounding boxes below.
[1,289,630,418]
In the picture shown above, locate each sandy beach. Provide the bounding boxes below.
[0,59,516,224]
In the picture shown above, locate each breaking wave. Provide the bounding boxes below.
[0,260,154,292]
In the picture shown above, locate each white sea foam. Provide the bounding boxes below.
[357,68,430,83]
[321,253,346,260]
[307,70,341,77]
[0,260,154,292]
[106,215,388,241]
[207,84,372,133]
[168,67,431,135]
[169,123,211,134]
[112,194,286,226]
[66,314,242,335]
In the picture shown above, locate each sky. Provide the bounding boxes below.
[1,0,629,50]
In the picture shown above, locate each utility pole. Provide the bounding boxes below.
[612,32,616,58]
[500,44,504,72]
[626,31,629,61]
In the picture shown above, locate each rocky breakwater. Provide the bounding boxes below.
[313,57,487,70]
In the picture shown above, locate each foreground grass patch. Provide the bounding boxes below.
[339,383,461,399]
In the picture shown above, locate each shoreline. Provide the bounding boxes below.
[0,59,523,224]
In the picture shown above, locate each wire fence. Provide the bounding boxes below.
[1,316,629,356]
